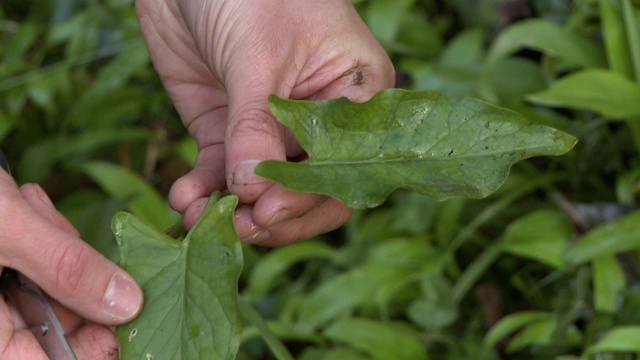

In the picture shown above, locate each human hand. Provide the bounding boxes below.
[0,173,143,359]
[137,0,395,245]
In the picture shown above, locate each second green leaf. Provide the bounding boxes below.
[257,89,577,208]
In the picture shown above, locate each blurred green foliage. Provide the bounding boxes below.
[3,0,640,359]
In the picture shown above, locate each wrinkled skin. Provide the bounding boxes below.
[0,173,142,359]
[0,0,393,356]
[137,0,395,245]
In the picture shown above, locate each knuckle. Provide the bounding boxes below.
[53,242,93,294]
[230,107,281,139]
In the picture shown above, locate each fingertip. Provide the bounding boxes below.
[182,197,210,229]
[228,160,273,203]
[69,324,119,360]
[168,175,203,213]
[17,234,143,325]
[234,205,270,244]
[101,273,144,324]
[169,167,223,213]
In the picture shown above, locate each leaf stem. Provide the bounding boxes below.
[446,175,551,256]
[238,296,295,360]
[452,243,502,303]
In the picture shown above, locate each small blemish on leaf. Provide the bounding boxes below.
[448,149,454,156]
[485,121,490,128]
[190,325,201,340]
[129,328,138,342]
[146,354,154,360]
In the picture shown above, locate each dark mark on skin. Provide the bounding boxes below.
[344,68,366,86]
[353,70,364,85]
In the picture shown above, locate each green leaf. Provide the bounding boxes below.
[622,0,640,83]
[238,298,294,360]
[247,241,335,299]
[527,69,640,119]
[257,89,576,208]
[593,256,626,313]
[299,347,369,360]
[297,237,435,328]
[324,318,428,360]
[113,194,243,360]
[487,19,606,68]
[18,129,152,183]
[505,318,556,353]
[82,161,179,229]
[484,311,555,348]
[499,210,573,268]
[364,0,415,50]
[565,211,640,266]
[408,274,458,329]
[586,326,640,355]
[600,0,634,79]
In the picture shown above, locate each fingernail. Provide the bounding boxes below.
[241,229,272,244]
[267,209,291,226]
[233,160,269,186]
[34,184,54,208]
[103,273,143,321]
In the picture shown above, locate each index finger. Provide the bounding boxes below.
[0,174,143,326]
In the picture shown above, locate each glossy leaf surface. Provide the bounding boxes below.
[113,194,243,360]
[257,89,577,208]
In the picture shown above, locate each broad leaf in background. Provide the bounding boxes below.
[257,89,577,208]
[323,318,427,360]
[113,193,243,360]
[247,241,335,299]
[82,161,179,229]
[499,210,572,268]
[585,326,640,355]
[565,211,640,266]
[486,19,606,68]
[527,69,640,119]
[484,311,556,349]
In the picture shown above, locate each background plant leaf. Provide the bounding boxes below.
[486,19,606,68]
[83,161,178,229]
[256,89,577,208]
[499,210,573,268]
[527,69,640,119]
[323,318,428,360]
[592,256,626,313]
[113,193,243,360]
[585,326,640,355]
[565,211,640,266]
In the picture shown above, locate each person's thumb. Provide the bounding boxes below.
[225,80,287,204]
[7,184,143,325]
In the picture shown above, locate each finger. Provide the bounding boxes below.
[0,296,49,360]
[0,178,143,325]
[182,197,210,230]
[250,185,329,228]
[68,324,118,360]
[20,183,79,236]
[168,144,226,214]
[225,75,290,204]
[236,197,352,246]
